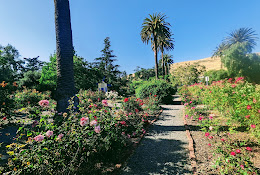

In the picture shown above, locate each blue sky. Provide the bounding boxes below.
[1,0,260,74]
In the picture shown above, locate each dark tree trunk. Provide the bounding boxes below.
[161,48,165,77]
[54,0,76,112]
[154,42,158,79]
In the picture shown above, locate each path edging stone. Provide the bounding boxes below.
[183,109,197,175]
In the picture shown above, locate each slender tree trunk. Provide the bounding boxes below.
[165,60,168,76]
[154,42,158,79]
[54,0,77,113]
[161,48,165,78]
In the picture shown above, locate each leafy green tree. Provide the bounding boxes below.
[141,13,171,79]
[54,0,76,112]
[172,63,205,86]
[0,44,24,82]
[221,43,260,83]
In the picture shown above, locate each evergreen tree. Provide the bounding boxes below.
[95,37,121,91]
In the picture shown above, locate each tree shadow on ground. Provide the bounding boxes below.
[121,137,192,175]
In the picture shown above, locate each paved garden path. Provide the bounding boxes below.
[120,104,192,175]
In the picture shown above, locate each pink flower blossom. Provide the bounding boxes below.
[198,117,203,120]
[209,116,213,120]
[90,120,98,126]
[94,104,97,107]
[236,149,241,153]
[246,147,252,151]
[38,100,49,107]
[247,105,252,110]
[124,98,129,102]
[94,125,101,133]
[46,130,53,138]
[191,107,195,109]
[189,101,192,104]
[80,117,89,126]
[209,136,213,139]
[251,124,256,128]
[230,152,236,156]
[185,115,189,118]
[208,143,211,146]
[102,100,108,106]
[127,134,131,138]
[231,84,236,88]
[121,132,125,135]
[205,132,210,137]
[34,134,44,142]
[184,103,188,106]
[221,138,225,142]
[240,165,245,170]
[245,115,250,119]
[58,134,64,139]
[129,113,133,116]
[209,126,213,131]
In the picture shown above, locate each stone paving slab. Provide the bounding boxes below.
[121,105,192,175]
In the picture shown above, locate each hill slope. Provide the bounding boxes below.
[170,56,223,73]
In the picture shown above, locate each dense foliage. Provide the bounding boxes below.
[135,79,176,104]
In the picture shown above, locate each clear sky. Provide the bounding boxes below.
[1,0,260,74]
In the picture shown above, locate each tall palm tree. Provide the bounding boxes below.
[158,36,174,76]
[54,0,76,112]
[224,28,258,51]
[213,28,258,57]
[163,54,174,75]
[141,13,171,79]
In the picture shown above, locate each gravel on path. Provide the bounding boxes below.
[120,105,192,175]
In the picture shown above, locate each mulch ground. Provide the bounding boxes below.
[185,117,260,175]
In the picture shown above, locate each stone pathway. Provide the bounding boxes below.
[120,104,192,175]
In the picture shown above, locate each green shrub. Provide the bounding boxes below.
[135,80,176,104]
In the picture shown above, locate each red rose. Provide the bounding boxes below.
[124,98,129,102]
[3,117,7,120]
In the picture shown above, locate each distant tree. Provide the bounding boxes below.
[54,0,76,112]
[173,63,205,86]
[163,54,174,75]
[213,28,258,57]
[94,37,121,92]
[158,36,174,76]
[141,13,171,79]
[0,44,24,82]
[23,56,44,72]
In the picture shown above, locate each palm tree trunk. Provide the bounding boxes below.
[154,42,158,79]
[54,0,77,113]
[164,59,167,76]
[161,49,165,78]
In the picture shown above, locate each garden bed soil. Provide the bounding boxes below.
[185,117,260,174]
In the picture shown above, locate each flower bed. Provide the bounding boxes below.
[180,78,260,174]
[0,90,161,174]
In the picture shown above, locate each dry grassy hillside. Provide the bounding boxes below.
[170,56,223,73]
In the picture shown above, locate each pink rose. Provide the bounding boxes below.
[208,143,211,146]
[230,152,236,156]
[38,100,49,107]
[251,124,256,128]
[246,147,252,151]
[209,136,213,139]
[198,117,203,120]
[205,132,210,137]
[247,105,251,110]
[221,138,225,142]
[58,134,64,139]
[189,101,192,104]
[245,115,250,119]
[46,130,53,138]
[80,117,89,126]
[94,125,101,133]
[90,120,98,126]
[34,134,44,142]
[236,149,241,153]
[240,165,245,170]
[102,100,108,106]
